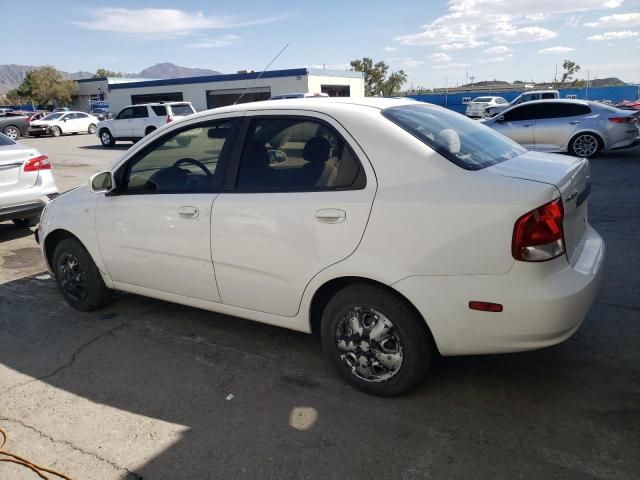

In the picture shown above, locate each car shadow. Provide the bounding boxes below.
[79,144,131,151]
[0,223,34,243]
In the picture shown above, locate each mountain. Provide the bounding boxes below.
[0,63,223,94]
[137,63,222,79]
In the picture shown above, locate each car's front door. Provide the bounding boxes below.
[95,117,240,301]
[113,107,134,138]
[59,113,75,133]
[211,112,377,317]
[491,104,536,149]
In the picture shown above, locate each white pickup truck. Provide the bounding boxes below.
[484,90,559,118]
[97,102,196,147]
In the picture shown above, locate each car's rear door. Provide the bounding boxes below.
[533,102,587,152]
[95,115,241,301]
[130,106,150,138]
[210,111,377,317]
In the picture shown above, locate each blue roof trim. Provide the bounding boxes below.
[110,68,310,90]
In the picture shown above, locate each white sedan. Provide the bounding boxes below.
[465,96,508,118]
[36,98,604,396]
[28,111,98,137]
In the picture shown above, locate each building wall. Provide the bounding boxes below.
[108,75,310,113]
[307,75,365,97]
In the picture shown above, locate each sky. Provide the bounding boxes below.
[1,0,639,88]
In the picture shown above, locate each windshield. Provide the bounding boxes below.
[473,97,493,103]
[170,104,195,116]
[0,132,16,146]
[42,113,64,121]
[382,104,527,170]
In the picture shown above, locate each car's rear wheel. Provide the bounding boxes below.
[51,126,62,137]
[569,132,602,157]
[99,129,115,147]
[321,284,432,396]
[12,217,38,228]
[3,125,20,140]
[88,123,97,134]
[53,238,112,311]
[145,127,156,136]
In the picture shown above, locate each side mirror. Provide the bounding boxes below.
[90,171,115,194]
[268,149,288,165]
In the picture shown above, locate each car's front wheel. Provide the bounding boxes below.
[51,126,62,137]
[3,125,20,140]
[99,129,115,147]
[569,132,602,157]
[321,284,432,396]
[53,238,112,311]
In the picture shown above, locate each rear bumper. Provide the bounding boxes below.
[393,224,605,356]
[0,200,45,222]
[608,135,640,151]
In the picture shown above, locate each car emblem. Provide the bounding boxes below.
[565,190,579,202]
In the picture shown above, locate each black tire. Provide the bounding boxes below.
[99,129,115,147]
[12,217,38,228]
[51,126,62,137]
[88,123,97,134]
[320,284,432,396]
[3,125,20,140]
[569,132,602,158]
[145,127,156,136]
[53,238,112,311]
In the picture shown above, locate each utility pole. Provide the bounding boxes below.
[554,64,558,86]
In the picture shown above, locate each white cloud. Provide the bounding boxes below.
[428,53,452,62]
[588,31,639,41]
[399,58,425,69]
[433,62,467,70]
[395,0,618,50]
[383,46,397,52]
[484,45,513,54]
[71,8,290,35]
[538,46,576,54]
[479,55,514,63]
[184,34,239,48]
[585,13,640,28]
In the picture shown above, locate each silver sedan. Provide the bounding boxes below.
[483,99,640,157]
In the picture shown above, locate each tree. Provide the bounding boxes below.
[560,59,581,84]
[350,57,408,96]
[95,68,125,78]
[14,67,76,107]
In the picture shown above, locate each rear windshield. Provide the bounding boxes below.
[473,97,493,102]
[382,104,526,170]
[170,104,195,116]
[0,132,16,146]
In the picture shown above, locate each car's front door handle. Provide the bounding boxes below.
[569,120,581,125]
[315,209,346,224]
[523,123,532,127]
[178,206,199,219]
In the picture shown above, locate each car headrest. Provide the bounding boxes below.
[302,136,331,163]
[437,128,461,155]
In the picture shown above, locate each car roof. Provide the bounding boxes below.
[126,102,192,107]
[188,97,418,119]
[521,99,590,106]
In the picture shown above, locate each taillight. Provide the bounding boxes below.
[608,117,632,123]
[24,155,51,172]
[166,115,174,123]
[512,198,565,262]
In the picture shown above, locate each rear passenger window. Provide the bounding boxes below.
[541,93,556,99]
[132,106,149,118]
[235,117,365,191]
[503,105,537,121]
[151,106,167,116]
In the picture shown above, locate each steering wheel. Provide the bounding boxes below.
[172,158,212,176]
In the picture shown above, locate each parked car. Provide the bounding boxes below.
[0,114,31,140]
[465,96,508,118]
[0,133,58,227]
[53,107,71,113]
[28,111,98,137]
[485,90,560,118]
[97,102,196,147]
[615,99,640,110]
[270,93,330,99]
[37,98,604,396]
[90,107,111,121]
[0,107,15,117]
[483,99,640,157]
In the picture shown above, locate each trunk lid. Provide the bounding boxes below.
[487,151,591,265]
[0,143,41,192]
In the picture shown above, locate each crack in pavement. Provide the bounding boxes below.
[0,415,143,479]
[2,321,128,397]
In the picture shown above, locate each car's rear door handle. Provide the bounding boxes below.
[569,120,581,125]
[178,206,199,219]
[315,209,346,224]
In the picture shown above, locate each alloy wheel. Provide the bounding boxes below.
[335,307,404,383]
[4,126,19,140]
[57,253,88,302]
[573,134,599,157]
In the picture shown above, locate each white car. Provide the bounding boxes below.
[28,111,98,137]
[37,98,604,396]
[485,90,560,118]
[97,102,196,147]
[0,133,58,226]
[465,96,507,118]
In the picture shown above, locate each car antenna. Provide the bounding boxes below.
[234,43,289,105]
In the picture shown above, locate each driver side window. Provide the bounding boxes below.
[122,120,234,194]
